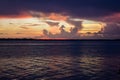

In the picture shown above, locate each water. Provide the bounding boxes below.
[0,40,120,80]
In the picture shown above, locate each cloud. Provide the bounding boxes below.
[103,23,120,35]
[0,0,120,19]
[46,22,59,27]
[0,33,4,35]
[0,33,8,35]
[91,23,120,39]
[24,23,42,27]
[0,0,120,39]
[20,26,29,29]
[48,13,69,21]
[30,11,69,21]
[41,20,120,39]
[43,29,49,36]
[0,12,32,18]
[41,21,83,39]
[101,13,120,23]
[0,0,120,27]
[19,23,42,30]
[16,33,23,34]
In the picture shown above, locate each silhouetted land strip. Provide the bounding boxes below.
[0,39,120,41]
[0,38,120,41]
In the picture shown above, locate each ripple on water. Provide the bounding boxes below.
[0,55,119,80]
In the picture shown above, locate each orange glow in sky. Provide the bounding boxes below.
[0,12,32,19]
[0,12,106,39]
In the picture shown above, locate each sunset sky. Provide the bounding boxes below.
[0,0,120,39]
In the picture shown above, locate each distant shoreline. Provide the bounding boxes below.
[0,39,119,41]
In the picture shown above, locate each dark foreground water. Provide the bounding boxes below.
[0,40,120,80]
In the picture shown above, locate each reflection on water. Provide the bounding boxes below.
[0,41,120,80]
[80,55,104,76]
[0,56,104,80]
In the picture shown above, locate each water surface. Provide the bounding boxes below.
[0,40,120,80]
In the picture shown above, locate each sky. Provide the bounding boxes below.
[0,0,120,39]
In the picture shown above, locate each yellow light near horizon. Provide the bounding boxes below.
[0,18,48,38]
[81,20,105,33]
[0,16,106,38]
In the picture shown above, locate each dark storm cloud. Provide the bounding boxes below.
[0,0,120,18]
[103,23,120,35]
[90,23,120,39]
